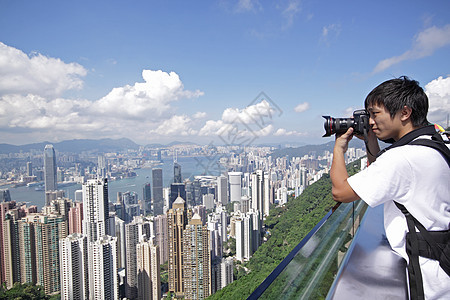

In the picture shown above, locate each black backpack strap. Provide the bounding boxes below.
[395,202,426,300]
[408,138,450,167]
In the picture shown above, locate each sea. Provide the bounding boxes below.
[6,156,222,210]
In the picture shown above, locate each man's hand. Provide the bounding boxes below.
[330,127,360,203]
[334,127,354,154]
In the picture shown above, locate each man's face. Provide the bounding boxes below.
[367,104,404,141]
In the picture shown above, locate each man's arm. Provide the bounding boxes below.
[330,128,360,203]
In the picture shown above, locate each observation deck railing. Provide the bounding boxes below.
[249,201,408,299]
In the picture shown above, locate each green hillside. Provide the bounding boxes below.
[209,162,361,299]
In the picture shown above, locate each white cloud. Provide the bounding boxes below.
[373,25,450,73]
[281,0,301,29]
[193,112,207,119]
[425,75,450,126]
[274,128,305,136]
[321,23,341,45]
[222,99,275,124]
[149,115,197,136]
[294,102,310,113]
[0,42,87,97]
[235,0,262,12]
[94,69,204,119]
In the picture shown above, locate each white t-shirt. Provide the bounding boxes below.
[348,143,450,300]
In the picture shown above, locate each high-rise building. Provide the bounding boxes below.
[82,178,109,242]
[17,214,67,295]
[68,202,83,234]
[220,257,234,290]
[97,154,107,178]
[183,213,211,300]
[167,196,190,297]
[137,240,161,300]
[174,162,182,184]
[251,170,264,222]
[0,189,11,202]
[26,161,33,176]
[44,144,57,192]
[170,183,186,209]
[114,216,126,269]
[228,172,242,203]
[217,175,228,205]
[235,213,253,262]
[3,209,21,289]
[125,221,140,299]
[45,190,65,207]
[88,235,118,300]
[60,233,89,300]
[152,168,164,216]
[0,201,15,284]
[154,214,168,265]
[143,182,151,216]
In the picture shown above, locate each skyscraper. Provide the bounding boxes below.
[68,202,83,234]
[3,209,21,289]
[88,235,118,300]
[251,170,264,221]
[44,144,57,192]
[174,162,182,184]
[60,233,89,300]
[170,183,186,209]
[228,172,242,203]
[152,168,163,216]
[17,214,67,295]
[154,214,168,265]
[82,178,109,242]
[183,213,211,300]
[143,182,151,216]
[167,196,190,297]
[125,221,140,299]
[217,175,228,205]
[137,240,161,300]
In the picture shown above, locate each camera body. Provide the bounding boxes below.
[323,109,369,137]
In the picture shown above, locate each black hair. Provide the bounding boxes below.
[364,76,429,127]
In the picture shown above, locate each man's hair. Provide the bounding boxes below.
[364,76,429,127]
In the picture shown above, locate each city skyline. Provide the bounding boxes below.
[0,1,449,146]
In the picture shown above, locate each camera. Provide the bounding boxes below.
[323,109,369,137]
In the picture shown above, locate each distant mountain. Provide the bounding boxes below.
[0,138,140,154]
[271,139,365,160]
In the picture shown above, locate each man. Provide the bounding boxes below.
[330,76,450,299]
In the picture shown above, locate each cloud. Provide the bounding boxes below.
[281,0,301,29]
[321,23,341,45]
[199,100,279,142]
[273,128,305,136]
[0,42,87,97]
[235,0,262,12]
[193,112,207,119]
[373,25,450,73]
[425,75,450,126]
[294,102,310,113]
[149,115,197,136]
[94,70,204,119]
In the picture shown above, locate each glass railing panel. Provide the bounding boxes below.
[255,200,367,299]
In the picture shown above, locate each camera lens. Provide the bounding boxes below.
[322,116,354,137]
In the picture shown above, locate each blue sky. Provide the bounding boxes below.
[0,0,449,146]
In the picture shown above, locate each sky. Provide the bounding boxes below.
[0,0,449,147]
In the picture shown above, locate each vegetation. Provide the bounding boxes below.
[209,160,362,300]
[0,283,60,300]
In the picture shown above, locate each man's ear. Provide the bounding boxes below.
[400,106,413,122]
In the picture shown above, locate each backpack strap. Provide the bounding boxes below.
[394,202,426,300]
[408,138,450,167]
